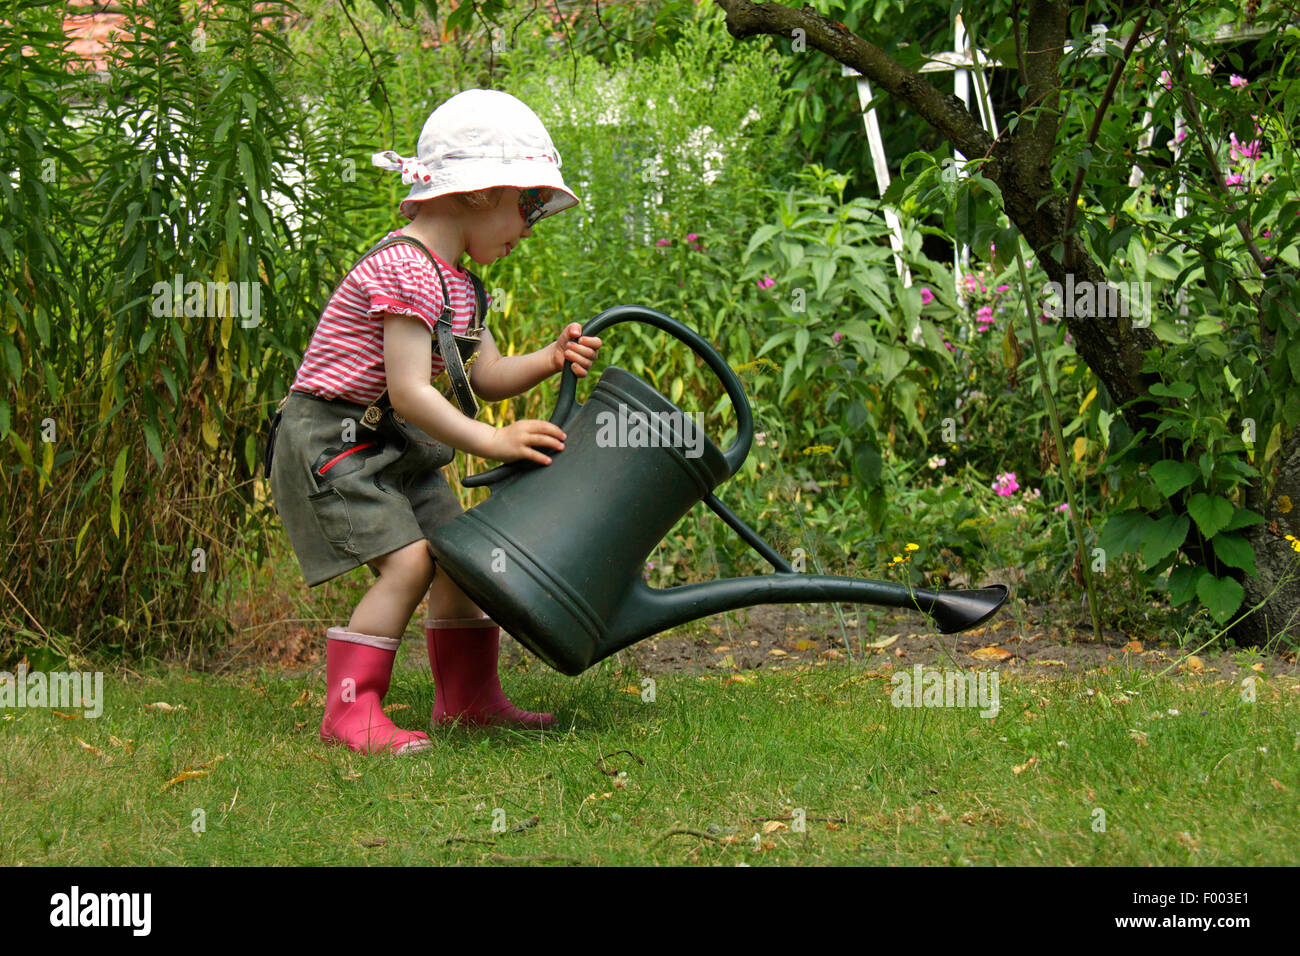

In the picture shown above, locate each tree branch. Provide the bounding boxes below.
[715,0,994,160]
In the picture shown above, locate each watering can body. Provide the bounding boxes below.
[429,306,1009,676]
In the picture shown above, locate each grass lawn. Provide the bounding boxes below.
[2,652,1297,865]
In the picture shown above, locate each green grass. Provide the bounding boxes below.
[2,657,1297,865]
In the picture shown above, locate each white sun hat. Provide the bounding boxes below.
[372,88,580,223]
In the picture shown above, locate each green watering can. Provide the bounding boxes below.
[429,307,1010,676]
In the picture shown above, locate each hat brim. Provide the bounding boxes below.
[399,159,580,222]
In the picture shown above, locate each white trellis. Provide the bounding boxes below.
[842,16,1281,319]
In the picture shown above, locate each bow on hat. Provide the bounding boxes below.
[372,150,433,185]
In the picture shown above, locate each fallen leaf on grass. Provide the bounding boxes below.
[793,639,818,651]
[145,702,187,712]
[1035,660,1066,667]
[725,675,756,685]
[1121,640,1143,653]
[716,654,736,669]
[762,820,788,833]
[768,648,788,658]
[1011,756,1038,775]
[162,753,228,791]
[1182,655,1205,674]
[386,704,409,712]
[51,710,81,719]
[73,737,104,757]
[971,646,1012,662]
[290,689,311,708]
[865,634,899,649]
[360,838,387,848]
[1129,730,1149,746]
[1270,778,1288,792]
[162,770,209,791]
[619,685,641,695]
[713,646,732,653]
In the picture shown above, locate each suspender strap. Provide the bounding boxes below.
[348,234,484,420]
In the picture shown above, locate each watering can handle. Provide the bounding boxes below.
[463,305,754,488]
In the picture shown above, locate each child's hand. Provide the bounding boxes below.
[551,322,602,378]
[486,420,567,466]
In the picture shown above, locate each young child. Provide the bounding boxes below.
[267,89,602,754]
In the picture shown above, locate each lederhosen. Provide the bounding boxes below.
[264,234,488,586]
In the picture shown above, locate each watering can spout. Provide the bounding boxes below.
[609,575,1010,659]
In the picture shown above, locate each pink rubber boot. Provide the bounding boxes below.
[426,616,555,729]
[320,627,433,754]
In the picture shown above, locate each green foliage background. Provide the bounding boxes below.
[3,0,1298,663]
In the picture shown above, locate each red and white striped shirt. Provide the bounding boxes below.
[291,230,486,404]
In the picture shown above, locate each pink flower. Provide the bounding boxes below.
[964,274,978,292]
[1055,503,1071,516]
[993,472,1020,497]
[1230,74,1248,88]
[832,331,844,345]
[943,341,957,353]
[920,288,934,305]
[996,284,1010,293]
[655,239,671,247]
[685,233,699,242]
[977,306,994,320]
[757,275,776,290]
[1174,128,1188,145]
[1159,69,1172,90]
[1225,172,1245,188]
[1262,230,1272,238]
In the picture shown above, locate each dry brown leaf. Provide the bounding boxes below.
[145,701,187,712]
[865,634,899,649]
[1129,729,1149,746]
[386,703,409,712]
[1035,659,1066,667]
[74,737,104,757]
[717,654,736,669]
[291,689,311,708]
[768,648,788,657]
[1011,756,1038,775]
[762,820,788,833]
[713,646,732,653]
[725,674,756,685]
[619,685,641,694]
[1270,778,1288,792]
[162,769,209,791]
[1121,640,1143,653]
[971,646,1013,661]
[793,639,818,651]
[1183,655,1205,673]
[51,710,80,719]
[1251,663,1266,673]
[825,822,841,831]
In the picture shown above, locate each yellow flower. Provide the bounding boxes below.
[905,543,919,551]
[890,555,903,564]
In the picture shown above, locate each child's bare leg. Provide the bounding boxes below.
[349,540,436,637]
[425,562,483,620]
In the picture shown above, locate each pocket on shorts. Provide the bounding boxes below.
[307,487,353,546]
